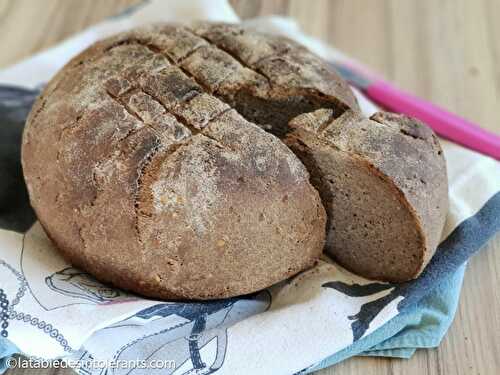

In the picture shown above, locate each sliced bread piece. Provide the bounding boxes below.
[286,109,448,282]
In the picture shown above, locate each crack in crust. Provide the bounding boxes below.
[103,38,164,55]
[178,65,217,94]
[184,28,273,85]
[175,44,207,65]
[105,88,169,144]
[133,141,164,243]
[137,86,200,135]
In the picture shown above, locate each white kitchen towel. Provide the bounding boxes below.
[1,1,499,374]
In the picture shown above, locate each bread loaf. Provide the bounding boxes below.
[22,22,448,299]
[22,23,331,300]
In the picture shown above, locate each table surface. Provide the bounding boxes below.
[1,0,499,374]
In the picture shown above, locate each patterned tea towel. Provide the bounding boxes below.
[1,1,499,374]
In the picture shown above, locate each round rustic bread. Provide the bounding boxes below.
[21,23,348,300]
[286,109,448,282]
[23,22,448,297]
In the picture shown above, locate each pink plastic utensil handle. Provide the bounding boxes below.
[366,80,500,160]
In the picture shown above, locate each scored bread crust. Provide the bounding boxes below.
[21,23,354,300]
[22,22,448,296]
[286,109,448,282]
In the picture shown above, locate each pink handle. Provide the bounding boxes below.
[366,81,500,160]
